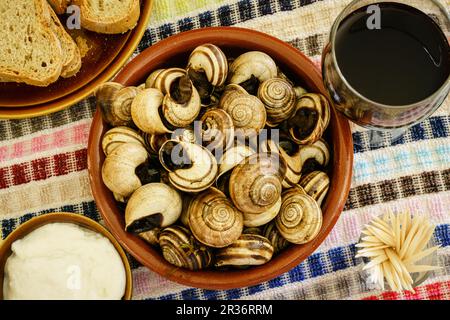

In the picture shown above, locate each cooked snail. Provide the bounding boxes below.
[200,108,234,154]
[179,194,194,227]
[287,93,331,145]
[145,69,165,89]
[150,68,186,95]
[159,140,218,192]
[229,152,286,214]
[101,143,148,202]
[243,196,282,227]
[188,188,244,248]
[261,137,302,188]
[229,51,277,87]
[96,82,129,127]
[299,171,330,207]
[219,83,248,107]
[215,234,274,267]
[142,132,169,154]
[131,88,172,135]
[125,183,182,233]
[243,227,262,235]
[276,186,323,244]
[102,126,146,156]
[263,221,289,254]
[188,44,228,87]
[159,225,213,270]
[293,86,308,99]
[299,139,331,174]
[220,92,266,137]
[257,78,296,126]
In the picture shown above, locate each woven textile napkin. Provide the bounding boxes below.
[0,0,450,300]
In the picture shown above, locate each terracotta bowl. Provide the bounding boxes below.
[0,213,133,300]
[87,27,353,290]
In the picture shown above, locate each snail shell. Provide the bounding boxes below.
[216,145,256,186]
[229,51,278,85]
[102,126,146,156]
[179,194,194,227]
[151,68,186,95]
[142,132,169,154]
[101,143,148,202]
[200,108,234,153]
[188,44,228,87]
[145,69,165,89]
[131,88,172,135]
[109,86,140,127]
[293,86,308,99]
[288,93,331,145]
[159,140,218,192]
[95,82,129,127]
[125,183,182,233]
[243,196,282,227]
[161,78,201,128]
[276,186,323,244]
[215,234,274,267]
[219,84,248,107]
[299,171,330,207]
[139,228,161,246]
[299,139,331,174]
[257,78,296,126]
[188,188,244,248]
[229,152,286,214]
[159,225,213,270]
[261,138,302,189]
[243,227,262,235]
[263,221,289,254]
[220,93,266,137]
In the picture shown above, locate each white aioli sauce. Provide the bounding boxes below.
[3,222,126,300]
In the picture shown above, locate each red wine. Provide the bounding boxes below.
[335,2,450,106]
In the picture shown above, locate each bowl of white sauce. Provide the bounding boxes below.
[0,213,132,300]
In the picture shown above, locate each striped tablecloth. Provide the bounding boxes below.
[1,0,450,300]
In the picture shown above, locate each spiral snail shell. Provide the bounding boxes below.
[299,139,331,174]
[229,51,278,86]
[145,69,165,89]
[219,83,248,107]
[288,93,331,145]
[188,44,228,87]
[151,68,186,95]
[131,88,172,135]
[125,183,182,233]
[261,137,303,189]
[96,82,133,127]
[257,78,296,126]
[101,143,148,202]
[243,196,282,227]
[159,225,213,270]
[276,186,323,244]
[215,234,274,267]
[141,132,169,154]
[220,93,267,137]
[101,126,146,156]
[263,221,289,254]
[229,152,286,214]
[299,171,330,207]
[200,108,234,153]
[159,140,218,193]
[188,188,244,248]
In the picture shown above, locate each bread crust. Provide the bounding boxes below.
[74,0,141,34]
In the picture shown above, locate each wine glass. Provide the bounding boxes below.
[322,0,450,147]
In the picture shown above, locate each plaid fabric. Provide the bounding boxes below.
[1,0,450,300]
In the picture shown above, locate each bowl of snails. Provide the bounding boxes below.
[87,27,353,289]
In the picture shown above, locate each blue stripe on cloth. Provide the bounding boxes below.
[352,115,450,153]
[137,0,325,53]
[151,224,450,300]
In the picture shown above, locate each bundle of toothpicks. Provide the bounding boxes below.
[356,211,440,292]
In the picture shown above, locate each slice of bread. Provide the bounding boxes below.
[73,0,140,34]
[47,3,82,78]
[0,0,63,86]
[47,0,70,14]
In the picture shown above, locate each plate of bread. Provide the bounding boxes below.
[0,0,153,119]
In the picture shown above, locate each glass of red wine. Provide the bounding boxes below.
[322,0,450,147]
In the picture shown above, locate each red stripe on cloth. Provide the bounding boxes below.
[0,149,88,190]
[362,280,450,300]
